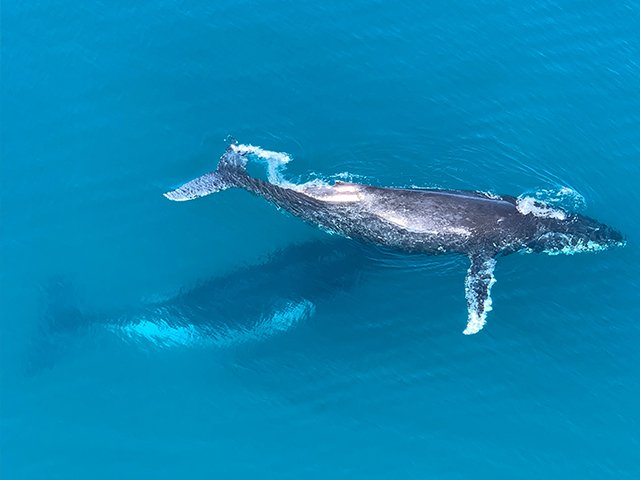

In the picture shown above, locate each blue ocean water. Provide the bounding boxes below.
[2,1,640,478]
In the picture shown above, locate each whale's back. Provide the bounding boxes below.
[299,182,536,254]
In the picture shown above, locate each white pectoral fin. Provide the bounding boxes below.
[463,255,497,335]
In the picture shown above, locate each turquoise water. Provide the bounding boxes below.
[2,1,640,478]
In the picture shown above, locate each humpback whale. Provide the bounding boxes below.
[29,240,370,372]
[165,143,624,334]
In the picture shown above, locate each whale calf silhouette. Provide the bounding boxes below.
[165,142,624,334]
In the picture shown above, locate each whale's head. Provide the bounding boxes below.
[529,214,625,255]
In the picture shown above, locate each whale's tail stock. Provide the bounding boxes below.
[164,143,249,202]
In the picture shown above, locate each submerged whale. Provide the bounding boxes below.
[165,143,624,334]
[29,239,371,372]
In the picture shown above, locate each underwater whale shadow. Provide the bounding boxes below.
[29,238,389,373]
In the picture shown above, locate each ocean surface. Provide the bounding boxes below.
[2,1,639,478]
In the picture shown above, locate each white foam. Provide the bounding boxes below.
[553,186,586,210]
[477,191,502,200]
[231,143,354,196]
[516,196,567,220]
[517,186,586,219]
[333,171,368,181]
[231,143,306,189]
[230,143,292,165]
[463,310,487,335]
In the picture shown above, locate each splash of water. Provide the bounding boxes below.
[516,185,586,219]
[230,143,292,165]
[232,143,337,191]
[231,143,296,186]
[516,196,567,220]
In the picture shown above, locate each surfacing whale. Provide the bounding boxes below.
[165,143,625,334]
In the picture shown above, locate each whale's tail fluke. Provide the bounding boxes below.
[164,144,249,202]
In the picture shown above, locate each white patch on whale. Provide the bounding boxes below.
[376,211,410,229]
[446,226,472,237]
[544,238,610,256]
[300,182,365,203]
[375,210,472,237]
[318,193,363,203]
[333,184,359,193]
